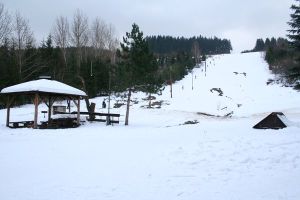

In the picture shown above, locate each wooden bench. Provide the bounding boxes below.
[71,112,120,124]
[9,121,34,128]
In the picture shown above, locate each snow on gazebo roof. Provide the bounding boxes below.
[0,79,87,97]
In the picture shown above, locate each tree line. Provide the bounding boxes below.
[0,4,119,98]
[146,35,232,55]
[242,37,289,53]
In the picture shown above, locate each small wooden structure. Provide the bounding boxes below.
[0,79,87,129]
[253,112,287,130]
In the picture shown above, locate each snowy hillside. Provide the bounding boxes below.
[1,52,300,200]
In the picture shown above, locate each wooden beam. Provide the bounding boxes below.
[72,97,79,108]
[33,93,39,129]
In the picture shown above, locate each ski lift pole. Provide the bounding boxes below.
[90,61,93,76]
[170,65,172,98]
[205,60,207,77]
[108,69,111,115]
[107,60,112,125]
[192,70,194,90]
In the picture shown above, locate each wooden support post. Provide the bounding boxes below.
[33,93,39,129]
[77,96,80,125]
[6,97,11,127]
[48,96,52,122]
[6,96,15,127]
[6,104,10,127]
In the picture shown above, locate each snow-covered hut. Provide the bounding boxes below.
[0,79,87,129]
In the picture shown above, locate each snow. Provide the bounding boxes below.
[1,52,300,200]
[0,79,86,96]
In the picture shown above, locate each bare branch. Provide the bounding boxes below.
[71,9,89,48]
[91,17,107,57]
[53,15,69,48]
[71,9,89,74]
[52,15,69,67]
[0,3,11,44]
[12,11,35,78]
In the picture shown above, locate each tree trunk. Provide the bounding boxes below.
[148,93,152,108]
[77,75,93,119]
[125,88,132,126]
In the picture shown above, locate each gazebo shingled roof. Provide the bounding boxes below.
[0,79,87,129]
[1,79,87,96]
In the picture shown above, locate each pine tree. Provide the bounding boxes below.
[265,38,271,49]
[117,23,161,125]
[253,39,265,51]
[287,0,300,51]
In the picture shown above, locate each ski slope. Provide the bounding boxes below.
[0,52,300,200]
[161,52,300,117]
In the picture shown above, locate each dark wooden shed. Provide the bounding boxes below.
[0,79,87,129]
[253,112,287,130]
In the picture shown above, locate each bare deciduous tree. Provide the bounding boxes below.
[52,15,69,69]
[104,23,119,66]
[191,41,201,64]
[106,24,118,51]
[91,17,106,58]
[71,9,89,74]
[71,9,91,115]
[12,11,35,80]
[0,3,11,44]
[91,18,119,61]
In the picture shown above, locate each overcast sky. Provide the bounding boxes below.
[1,0,294,52]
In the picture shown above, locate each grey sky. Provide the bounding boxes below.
[1,0,294,52]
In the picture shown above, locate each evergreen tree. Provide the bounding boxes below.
[270,37,277,48]
[287,0,300,51]
[253,38,265,51]
[146,35,232,55]
[265,38,271,49]
[117,23,161,125]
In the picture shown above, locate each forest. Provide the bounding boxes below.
[265,0,300,89]
[0,3,232,106]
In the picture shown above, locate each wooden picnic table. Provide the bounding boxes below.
[70,111,120,124]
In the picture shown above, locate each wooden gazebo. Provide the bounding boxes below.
[0,79,87,129]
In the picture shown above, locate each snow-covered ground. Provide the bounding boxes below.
[1,52,300,200]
